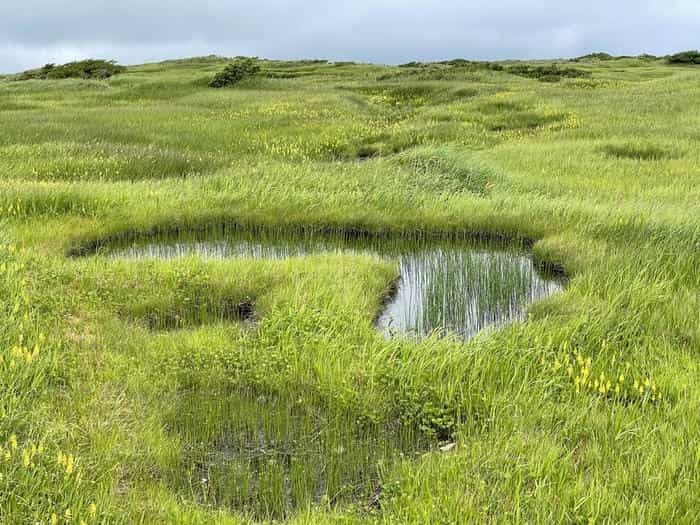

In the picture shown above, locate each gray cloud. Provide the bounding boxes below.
[1,0,699,72]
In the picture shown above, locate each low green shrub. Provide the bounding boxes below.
[209,58,261,87]
[16,59,126,81]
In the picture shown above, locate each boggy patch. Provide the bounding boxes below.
[601,143,682,161]
[478,100,527,113]
[0,142,215,182]
[124,297,256,330]
[396,147,503,195]
[486,111,566,132]
[475,99,568,132]
[161,334,461,522]
[451,87,480,99]
[0,186,105,218]
[169,391,431,521]
[343,83,474,109]
[0,100,39,111]
[88,259,267,331]
[343,120,473,160]
[345,84,442,107]
[488,111,566,132]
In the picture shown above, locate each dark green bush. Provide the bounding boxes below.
[507,64,590,82]
[209,58,261,88]
[16,59,126,81]
[668,50,700,65]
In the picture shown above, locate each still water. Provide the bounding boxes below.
[108,228,563,340]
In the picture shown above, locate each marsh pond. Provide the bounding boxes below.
[104,227,563,340]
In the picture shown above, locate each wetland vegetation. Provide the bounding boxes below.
[0,53,699,523]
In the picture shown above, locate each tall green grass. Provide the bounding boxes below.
[0,55,698,523]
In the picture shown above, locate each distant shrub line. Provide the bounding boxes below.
[16,59,126,81]
[573,52,616,61]
[399,59,505,71]
[506,64,590,82]
[570,50,700,65]
[667,50,700,65]
[394,59,589,82]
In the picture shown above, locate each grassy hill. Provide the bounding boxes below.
[0,55,699,523]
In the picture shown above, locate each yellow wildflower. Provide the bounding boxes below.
[65,454,75,475]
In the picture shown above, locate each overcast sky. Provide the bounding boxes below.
[1,1,698,73]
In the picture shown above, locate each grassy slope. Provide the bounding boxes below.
[0,56,699,523]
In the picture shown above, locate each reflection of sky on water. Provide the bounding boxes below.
[111,232,563,340]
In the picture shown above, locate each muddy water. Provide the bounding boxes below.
[108,228,563,339]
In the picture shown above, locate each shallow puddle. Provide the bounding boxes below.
[169,389,427,521]
[107,227,563,339]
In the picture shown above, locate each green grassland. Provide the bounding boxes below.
[0,55,699,523]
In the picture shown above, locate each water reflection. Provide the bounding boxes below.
[109,229,562,340]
